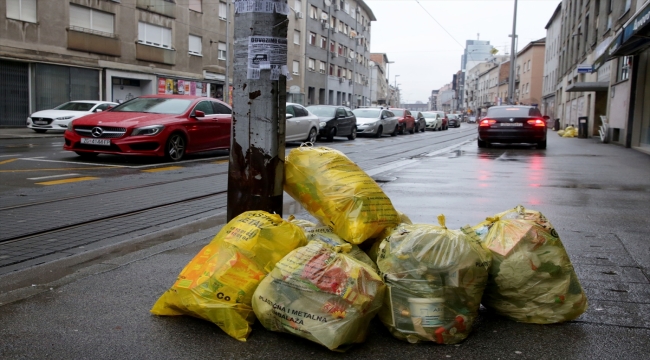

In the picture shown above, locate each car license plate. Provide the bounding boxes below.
[34,120,48,125]
[500,123,523,127]
[81,138,111,146]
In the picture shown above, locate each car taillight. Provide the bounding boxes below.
[479,119,496,127]
[527,119,546,127]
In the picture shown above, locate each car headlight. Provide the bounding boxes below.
[55,116,75,121]
[131,125,164,136]
[319,121,327,128]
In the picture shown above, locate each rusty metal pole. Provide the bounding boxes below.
[227,1,289,221]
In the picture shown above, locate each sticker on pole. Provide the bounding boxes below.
[234,0,290,15]
[247,36,288,80]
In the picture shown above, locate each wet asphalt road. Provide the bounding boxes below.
[1,130,649,359]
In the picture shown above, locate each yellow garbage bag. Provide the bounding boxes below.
[473,205,588,324]
[284,146,400,245]
[151,211,308,341]
[252,241,385,351]
[376,216,491,344]
[557,130,565,136]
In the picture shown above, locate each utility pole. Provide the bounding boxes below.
[227,1,289,220]
[507,0,518,105]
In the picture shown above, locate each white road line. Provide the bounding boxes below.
[128,155,230,169]
[27,173,81,181]
[0,154,21,158]
[18,158,126,168]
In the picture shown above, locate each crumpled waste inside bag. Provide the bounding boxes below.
[151,211,308,341]
[252,241,385,351]
[375,215,490,344]
[473,205,588,324]
[284,146,400,245]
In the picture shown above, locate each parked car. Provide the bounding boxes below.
[27,100,118,133]
[64,95,231,161]
[441,113,449,130]
[467,116,477,124]
[411,111,427,133]
[477,105,549,149]
[306,105,357,141]
[352,108,399,137]
[447,114,461,128]
[389,108,416,134]
[422,111,444,131]
[286,103,320,143]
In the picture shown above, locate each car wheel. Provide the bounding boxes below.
[537,139,547,149]
[306,127,318,143]
[165,133,186,162]
[347,127,357,140]
[409,125,415,134]
[421,126,425,133]
[414,123,419,133]
[32,129,47,133]
[375,126,383,138]
[391,125,399,137]
[75,151,98,158]
[398,124,404,135]
[478,139,486,148]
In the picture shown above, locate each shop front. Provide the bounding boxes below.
[0,59,29,127]
[105,69,156,104]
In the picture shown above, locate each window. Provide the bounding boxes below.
[294,30,301,45]
[293,60,300,75]
[219,1,227,20]
[329,64,334,75]
[189,0,202,12]
[70,4,114,35]
[138,22,172,49]
[320,36,327,49]
[310,5,318,19]
[617,56,630,82]
[330,40,335,53]
[330,16,336,29]
[624,0,631,12]
[189,34,202,56]
[337,20,343,32]
[319,61,326,74]
[294,105,308,117]
[308,58,315,71]
[6,0,36,23]
[294,0,302,11]
[338,44,343,55]
[218,42,227,60]
[309,32,316,45]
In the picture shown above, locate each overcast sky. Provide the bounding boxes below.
[366,0,560,103]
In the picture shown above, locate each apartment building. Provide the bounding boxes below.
[466,62,494,115]
[0,0,233,127]
[299,0,375,107]
[369,52,389,106]
[542,3,562,121]
[515,38,546,106]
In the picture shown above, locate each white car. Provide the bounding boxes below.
[27,100,118,133]
[286,103,319,143]
[421,111,443,131]
[352,108,399,137]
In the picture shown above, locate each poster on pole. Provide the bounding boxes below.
[234,0,289,15]
[246,36,290,80]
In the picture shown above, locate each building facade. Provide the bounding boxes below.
[369,52,390,105]
[515,38,546,106]
[542,3,562,121]
[1,0,233,127]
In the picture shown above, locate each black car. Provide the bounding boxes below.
[307,105,357,141]
[410,111,427,133]
[478,106,549,149]
[447,114,461,128]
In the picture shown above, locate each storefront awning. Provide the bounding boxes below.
[610,1,650,57]
[566,82,610,92]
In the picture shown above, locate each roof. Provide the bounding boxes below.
[517,38,546,56]
[358,1,377,21]
[545,2,562,30]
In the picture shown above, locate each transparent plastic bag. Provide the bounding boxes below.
[376,216,490,344]
[284,146,400,245]
[151,211,308,341]
[473,205,588,324]
[253,241,385,351]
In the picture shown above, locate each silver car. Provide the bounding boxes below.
[286,102,320,143]
[352,108,399,137]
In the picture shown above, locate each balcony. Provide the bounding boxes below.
[137,0,176,18]
[136,43,176,65]
[67,27,121,57]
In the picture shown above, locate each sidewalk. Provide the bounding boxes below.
[0,128,64,139]
[0,134,649,359]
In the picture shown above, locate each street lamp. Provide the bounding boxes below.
[393,75,400,106]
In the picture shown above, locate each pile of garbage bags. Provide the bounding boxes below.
[151,146,588,350]
[558,126,577,137]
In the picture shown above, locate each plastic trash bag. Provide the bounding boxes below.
[473,205,588,324]
[151,211,308,341]
[252,241,386,351]
[375,216,490,344]
[290,217,377,271]
[284,146,400,245]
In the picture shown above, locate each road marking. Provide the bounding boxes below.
[36,176,99,185]
[0,167,109,173]
[142,166,183,173]
[27,173,80,181]
[212,160,228,164]
[0,154,21,158]
[0,158,17,165]
[19,157,126,168]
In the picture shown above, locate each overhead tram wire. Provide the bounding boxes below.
[413,0,465,50]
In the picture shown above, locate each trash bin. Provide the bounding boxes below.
[578,116,588,138]
[554,119,561,131]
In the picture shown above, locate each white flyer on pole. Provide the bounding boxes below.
[247,36,288,80]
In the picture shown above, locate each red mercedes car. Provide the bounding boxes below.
[64,95,232,161]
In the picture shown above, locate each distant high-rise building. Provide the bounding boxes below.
[461,40,493,71]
